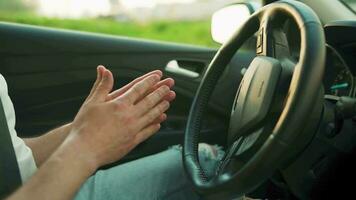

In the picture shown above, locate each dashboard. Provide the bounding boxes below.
[323,21,356,98]
[278,20,356,200]
[324,45,355,97]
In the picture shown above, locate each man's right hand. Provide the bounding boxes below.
[66,66,175,170]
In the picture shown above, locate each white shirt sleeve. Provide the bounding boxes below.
[0,74,37,183]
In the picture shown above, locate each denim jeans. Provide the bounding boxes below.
[74,144,225,200]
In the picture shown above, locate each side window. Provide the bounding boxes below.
[0,0,243,47]
[340,0,356,13]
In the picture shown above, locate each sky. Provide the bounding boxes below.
[37,0,111,18]
[120,0,196,8]
[37,0,199,18]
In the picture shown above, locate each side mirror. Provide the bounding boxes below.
[211,3,260,44]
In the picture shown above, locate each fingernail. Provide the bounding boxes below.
[156,70,163,77]
[162,113,167,120]
[161,85,170,92]
[170,78,175,85]
[103,70,109,80]
[98,65,104,70]
[170,91,176,98]
[167,78,175,88]
[151,74,160,82]
[163,100,170,108]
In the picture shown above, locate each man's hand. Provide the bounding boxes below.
[9,66,176,200]
[24,66,175,167]
[67,66,175,169]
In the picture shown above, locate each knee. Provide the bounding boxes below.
[169,143,224,178]
[198,143,224,161]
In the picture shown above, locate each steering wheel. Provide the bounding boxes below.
[183,0,325,199]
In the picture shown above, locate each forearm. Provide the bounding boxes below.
[8,136,96,200]
[24,123,72,166]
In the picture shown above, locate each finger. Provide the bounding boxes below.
[137,100,170,129]
[135,85,170,115]
[91,69,114,102]
[87,65,105,100]
[151,113,167,124]
[140,92,174,123]
[132,78,174,103]
[134,124,161,145]
[118,74,161,104]
[147,92,174,124]
[164,91,176,102]
[150,78,175,92]
[107,70,162,101]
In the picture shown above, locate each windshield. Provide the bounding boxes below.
[340,0,356,14]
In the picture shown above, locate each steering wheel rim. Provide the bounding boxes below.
[183,0,326,199]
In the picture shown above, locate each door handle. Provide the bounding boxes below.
[165,60,204,78]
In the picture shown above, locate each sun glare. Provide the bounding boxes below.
[37,0,199,18]
[37,0,111,18]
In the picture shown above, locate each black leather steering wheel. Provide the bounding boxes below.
[183,0,326,199]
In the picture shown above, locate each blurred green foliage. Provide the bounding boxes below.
[0,12,219,47]
[0,0,29,12]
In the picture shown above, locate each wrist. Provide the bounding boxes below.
[58,133,99,174]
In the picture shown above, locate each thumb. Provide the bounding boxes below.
[91,69,114,102]
[87,65,105,100]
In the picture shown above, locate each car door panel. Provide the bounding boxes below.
[0,22,221,161]
[0,22,255,161]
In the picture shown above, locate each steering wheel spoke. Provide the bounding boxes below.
[215,137,244,175]
[217,129,263,175]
